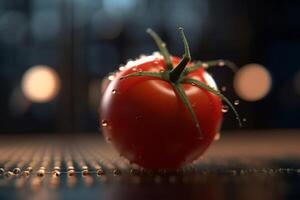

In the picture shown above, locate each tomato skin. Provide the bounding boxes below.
[100,56,223,170]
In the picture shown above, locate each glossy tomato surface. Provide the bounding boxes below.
[100,55,223,170]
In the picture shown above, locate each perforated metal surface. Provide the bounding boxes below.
[0,130,300,200]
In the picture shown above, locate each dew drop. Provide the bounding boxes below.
[101,120,108,127]
[202,63,209,68]
[132,67,137,71]
[218,60,225,66]
[234,100,240,106]
[119,66,125,71]
[214,133,220,141]
[222,105,229,113]
[108,75,115,81]
[153,51,161,57]
[221,86,227,92]
[161,43,166,47]
[112,89,117,94]
[154,61,159,65]
[127,60,134,66]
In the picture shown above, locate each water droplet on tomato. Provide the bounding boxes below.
[214,133,220,141]
[202,63,209,68]
[101,120,108,127]
[234,100,240,105]
[152,51,161,57]
[221,86,227,92]
[112,89,117,94]
[218,60,225,66]
[154,61,159,65]
[108,75,115,81]
[132,67,137,71]
[222,105,229,113]
[119,66,125,71]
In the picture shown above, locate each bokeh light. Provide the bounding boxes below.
[21,65,60,103]
[234,63,272,101]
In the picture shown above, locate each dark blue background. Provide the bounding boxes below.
[0,0,299,133]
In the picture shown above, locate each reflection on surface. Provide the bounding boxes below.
[0,171,298,200]
[0,132,300,200]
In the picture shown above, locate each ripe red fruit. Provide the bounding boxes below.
[99,28,241,170]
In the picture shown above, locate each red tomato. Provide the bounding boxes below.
[99,28,239,170]
[100,57,222,170]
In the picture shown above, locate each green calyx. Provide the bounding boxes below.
[120,27,242,138]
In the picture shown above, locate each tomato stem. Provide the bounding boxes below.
[202,60,238,73]
[120,71,163,80]
[183,61,203,75]
[173,83,203,138]
[169,27,191,83]
[184,78,242,127]
[146,29,173,70]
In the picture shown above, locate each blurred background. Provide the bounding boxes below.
[0,0,299,134]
